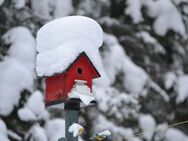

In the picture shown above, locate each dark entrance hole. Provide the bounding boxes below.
[77,67,82,75]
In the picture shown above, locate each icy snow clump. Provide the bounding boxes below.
[69,123,84,137]
[18,91,49,121]
[175,75,188,103]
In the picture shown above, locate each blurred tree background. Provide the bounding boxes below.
[0,0,188,141]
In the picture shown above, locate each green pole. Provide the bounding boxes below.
[58,101,80,141]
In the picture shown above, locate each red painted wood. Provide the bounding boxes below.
[45,74,66,104]
[64,54,93,96]
[45,53,100,106]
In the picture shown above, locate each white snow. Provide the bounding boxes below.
[12,0,25,9]
[52,0,73,18]
[99,33,169,102]
[68,80,95,105]
[4,27,36,70]
[103,33,148,94]
[31,0,51,19]
[94,115,140,140]
[8,130,22,141]
[124,0,186,36]
[0,0,4,6]
[125,0,143,24]
[18,108,37,121]
[31,0,73,19]
[45,119,65,141]
[95,115,131,137]
[36,16,103,77]
[69,123,84,137]
[18,91,49,121]
[0,134,9,141]
[175,75,188,103]
[143,0,186,37]
[0,119,7,136]
[164,71,177,90]
[26,124,47,141]
[165,128,188,141]
[139,114,156,141]
[94,86,140,121]
[149,80,170,102]
[98,130,111,136]
[0,119,9,141]
[172,0,188,5]
[0,27,35,116]
[136,31,166,54]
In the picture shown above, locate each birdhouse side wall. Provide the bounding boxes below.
[45,73,66,105]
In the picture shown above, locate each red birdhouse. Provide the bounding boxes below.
[45,52,101,106]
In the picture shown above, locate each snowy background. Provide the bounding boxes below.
[0,0,188,141]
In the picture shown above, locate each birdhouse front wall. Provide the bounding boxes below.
[45,53,98,106]
[64,54,93,96]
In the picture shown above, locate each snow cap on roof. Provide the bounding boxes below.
[36,16,104,77]
[36,16,103,52]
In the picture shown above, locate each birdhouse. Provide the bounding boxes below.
[45,52,101,106]
[36,16,104,108]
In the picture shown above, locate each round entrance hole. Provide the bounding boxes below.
[77,67,82,75]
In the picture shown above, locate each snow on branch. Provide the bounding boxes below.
[69,123,84,137]
[0,27,35,116]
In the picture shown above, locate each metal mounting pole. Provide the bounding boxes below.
[59,101,80,141]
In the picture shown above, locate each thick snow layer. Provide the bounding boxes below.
[0,119,7,136]
[68,80,95,105]
[0,119,9,141]
[103,33,148,94]
[165,128,188,141]
[0,59,31,116]
[125,0,143,24]
[36,16,103,52]
[69,123,84,137]
[94,86,140,120]
[102,33,169,102]
[18,108,37,121]
[139,114,156,141]
[143,0,186,37]
[125,0,186,36]
[0,27,35,116]
[175,75,188,103]
[3,27,36,70]
[36,16,103,77]
[26,125,47,141]
[45,119,65,141]
[164,72,176,90]
[0,134,9,141]
[18,91,49,121]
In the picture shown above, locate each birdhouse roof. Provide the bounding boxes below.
[36,16,104,77]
